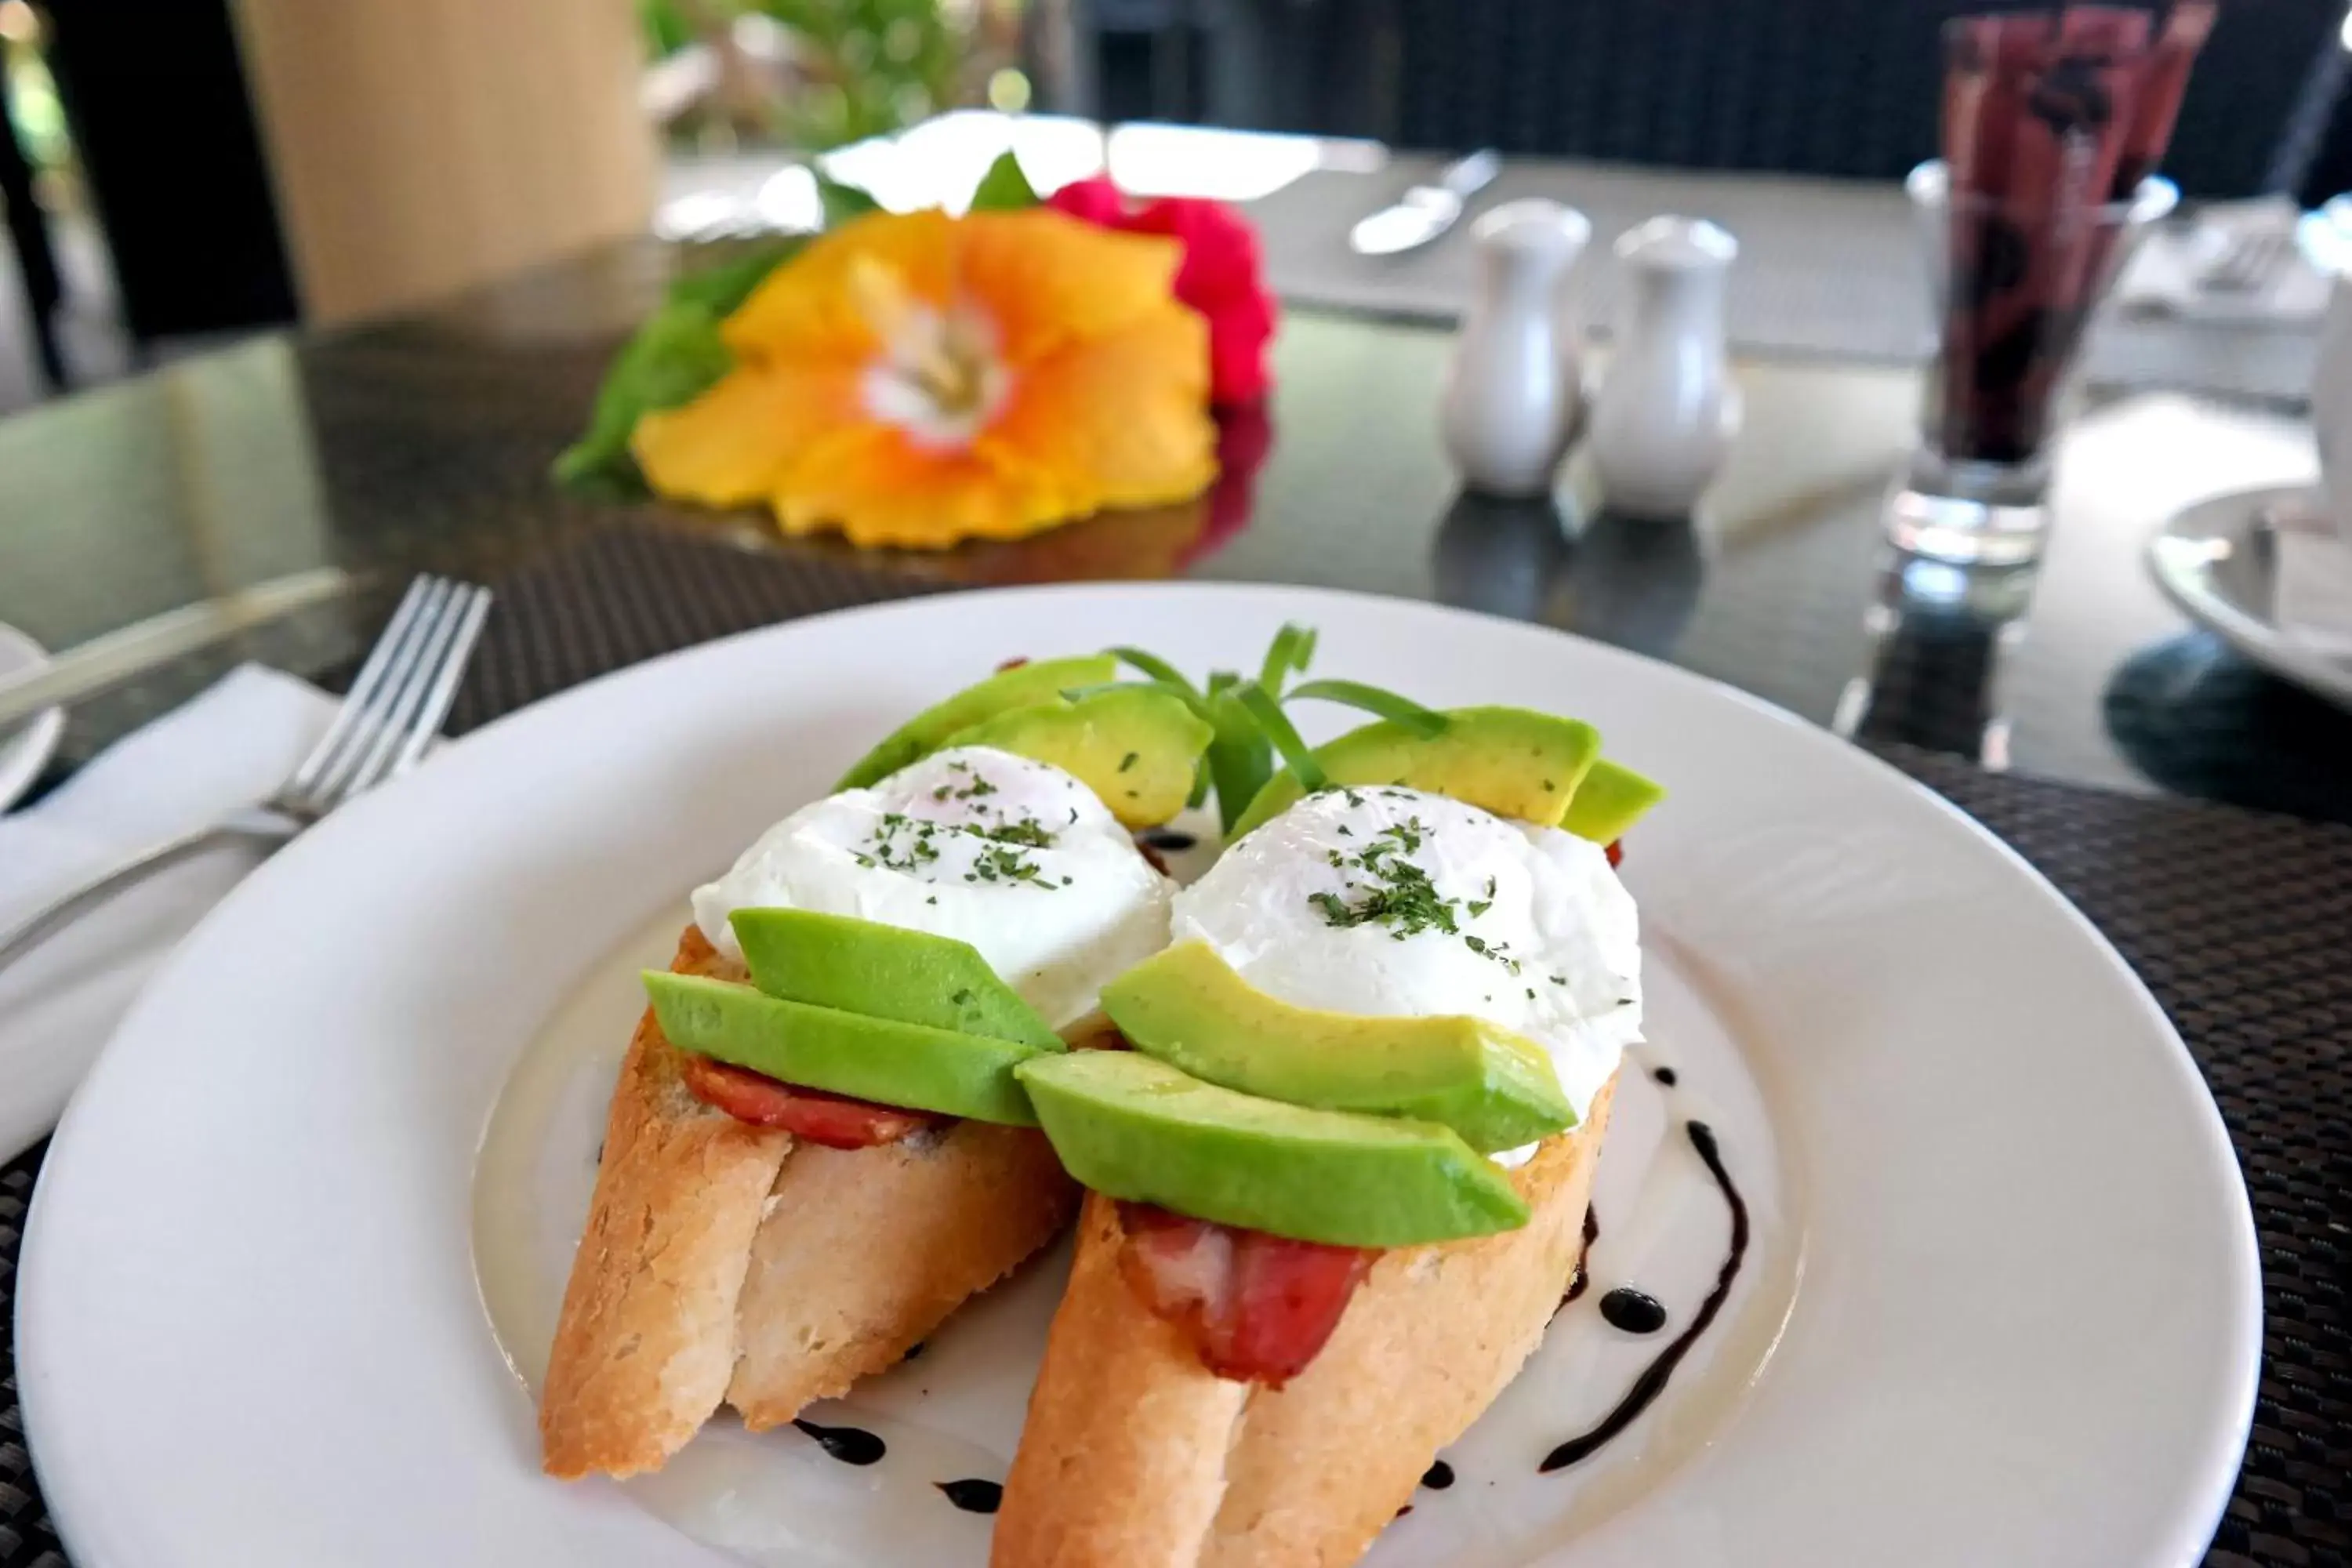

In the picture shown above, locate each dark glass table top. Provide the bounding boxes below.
[2,236,2346,823]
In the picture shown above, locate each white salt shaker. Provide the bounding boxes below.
[1588,216,1742,518]
[1439,198,1592,498]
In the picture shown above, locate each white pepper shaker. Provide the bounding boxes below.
[1588,216,1741,519]
[1439,198,1592,499]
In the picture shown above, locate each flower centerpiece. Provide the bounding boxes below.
[557,155,1276,552]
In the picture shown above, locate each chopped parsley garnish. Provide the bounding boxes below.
[860,805,1060,891]
[1306,813,1519,968]
[1307,823,1460,942]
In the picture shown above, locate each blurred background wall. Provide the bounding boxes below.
[230,0,655,326]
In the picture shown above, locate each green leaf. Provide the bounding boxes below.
[553,240,804,496]
[1235,681,1327,793]
[1186,757,1213,810]
[553,301,729,495]
[1258,622,1318,695]
[1110,647,1207,702]
[1205,681,1274,834]
[968,150,1039,211]
[1283,679,1448,738]
[666,236,801,315]
[817,172,881,227]
[1059,678,1216,724]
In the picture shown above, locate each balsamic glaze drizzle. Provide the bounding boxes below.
[1421,1460,1456,1490]
[1559,1204,1601,1310]
[792,1418,886,1465]
[1541,1121,1748,1473]
[1597,1287,1668,1334]
[936,1479,1003,1513]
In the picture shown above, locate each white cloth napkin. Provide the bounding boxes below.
[2272,519,2352,662]
[2117,198,2333,325]
[0,666,337,1162]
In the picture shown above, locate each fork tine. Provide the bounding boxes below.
[282,576,442,804]
[317,583,468,808]
[294,580,459,818]
[387,586,492,777]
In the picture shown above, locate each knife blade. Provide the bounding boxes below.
[1348,149,1501,257]
[0,567,358,745]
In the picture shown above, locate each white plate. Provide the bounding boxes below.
[19,583,2258,1568]
[2148,482,2352,711]
[0,622,64,811]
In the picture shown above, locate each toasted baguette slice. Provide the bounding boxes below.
[541,925,1080,1479]
[541,927,790,1479]
[994,1074,1617,1568]
[728,1119,1077,1427]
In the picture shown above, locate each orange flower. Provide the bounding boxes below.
[633,208,1220,549]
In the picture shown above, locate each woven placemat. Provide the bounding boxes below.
[2,524,2344,1566]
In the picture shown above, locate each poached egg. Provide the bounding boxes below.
[1170,785,1640,1157]
[693,746,1174,1030]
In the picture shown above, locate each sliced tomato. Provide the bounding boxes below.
[680,1054,944,1148]
[1214,1229,1375,1385]
[1606,838,1624,868]
[1116,1203,1374,1388]
[1064,1018,1133,1052]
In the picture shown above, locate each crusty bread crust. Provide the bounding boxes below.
[541,926,1082,1479]
[728,1120,1078,1428]
[540,928,793,1479]
[1207,1075,1616,1564]
[995,1073,1617,1567]
[991,1195,1253,1568]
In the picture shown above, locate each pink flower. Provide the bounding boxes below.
[1047,176,1277,407]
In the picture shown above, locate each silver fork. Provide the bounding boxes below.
[0,575,492,971]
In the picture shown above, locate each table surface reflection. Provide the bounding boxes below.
[0,238,2343,823]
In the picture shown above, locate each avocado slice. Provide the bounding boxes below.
[1229,706,1602,839]
[730,908,1059,1048]
[1101,941,1572,1152]
[644,971,1054,1124]
[1015,1052,1531,1247]
[1558,758,1665,844]
[942,685,1214,829]
[836,654,1118,789]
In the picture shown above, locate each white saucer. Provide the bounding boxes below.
[2147,483,2352,711]
[0,621,65,811]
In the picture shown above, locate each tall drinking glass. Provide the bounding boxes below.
[1889,159,2176,565]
